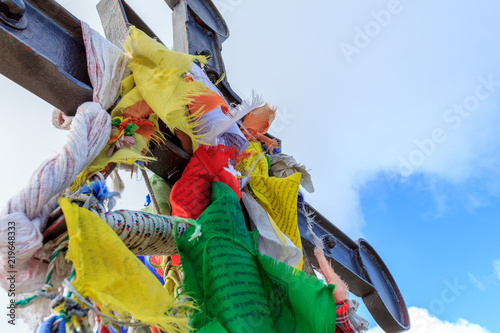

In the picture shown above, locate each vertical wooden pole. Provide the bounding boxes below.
[168,0,188,53]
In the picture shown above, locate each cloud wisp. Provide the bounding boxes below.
[494,259,500,281]
[468,272,486,291]
[367,307,491,333]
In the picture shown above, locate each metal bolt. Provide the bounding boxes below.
[199,49,212,60]
[0,0,25,21]
[323,235,336,250]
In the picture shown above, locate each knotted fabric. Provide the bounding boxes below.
[0,103,111,292]
[81,21,131,111]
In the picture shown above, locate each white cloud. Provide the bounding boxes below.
[493,259,500,281]
[368,307,491,333]
[468,272,486,291]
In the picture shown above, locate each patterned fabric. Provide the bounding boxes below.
[336,299,355,333]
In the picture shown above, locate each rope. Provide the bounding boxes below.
[15,233,70,309]
[52,109,73,130]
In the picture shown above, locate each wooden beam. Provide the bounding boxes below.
[171,0,188,53]
[96,0,129,51]
[97,0,162,49]
[164,0,181,10]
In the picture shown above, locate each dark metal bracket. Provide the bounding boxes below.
[97,0,162,51]
[298,204,410,332]
[0,0,92,115]
[180,0,242,105]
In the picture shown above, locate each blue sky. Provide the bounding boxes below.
[219,1,500,332]
[360,173,500,331]
[0,0,499,332]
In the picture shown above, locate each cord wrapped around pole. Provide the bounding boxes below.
[75,193,191,256]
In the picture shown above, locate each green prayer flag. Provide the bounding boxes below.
[177,182,337,332]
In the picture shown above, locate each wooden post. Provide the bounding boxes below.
[164,0,181,10]
[96,0,129,51]
[170,0,189,53]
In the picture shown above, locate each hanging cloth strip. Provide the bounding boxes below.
[241,190,302,267]
[306,210,370,333]
[170,144,241,219]
[239,103,279,151]
[142,174,173,216]
[177,182,337,332]
[187,64,251,154]
[163,257,183,297]
[81,21,132,111]
[60,197,197,333]
[269,153,315,193]
[237,141,304,269]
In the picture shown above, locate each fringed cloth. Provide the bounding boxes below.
[60,196,198,332]
[177,182,337,332]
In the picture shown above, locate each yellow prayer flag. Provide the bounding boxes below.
[112,27,208,141]
[237,142,303,269]
[60,198,195,332]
